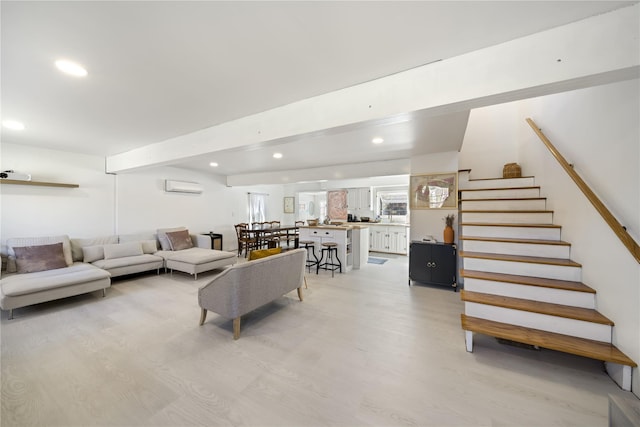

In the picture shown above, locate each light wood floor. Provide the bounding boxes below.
[1,253,632,426]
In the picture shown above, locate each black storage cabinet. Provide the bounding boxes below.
[409,241,457,291]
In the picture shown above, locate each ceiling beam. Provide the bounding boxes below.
[106,4,639,174]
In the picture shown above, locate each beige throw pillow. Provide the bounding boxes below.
[166,230,193,251]
[14,242,68,274]
[141,240,158,254]
[82,245,105,263]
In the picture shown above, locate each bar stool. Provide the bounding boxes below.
[299,240,319,274]
[317,242,342,277]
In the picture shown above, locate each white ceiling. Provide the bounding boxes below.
[1,1,634,177]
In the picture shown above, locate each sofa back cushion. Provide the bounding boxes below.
[71,236,118,261]
[248,247,282,261]
[14,242,68,274]
[165,230,194,251]
[6,235,73,273]
[157,227,187,251]
[198,248,306,319]
[103,242,143,260]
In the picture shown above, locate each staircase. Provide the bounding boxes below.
[458,170,636,391]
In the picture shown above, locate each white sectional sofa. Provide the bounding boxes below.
[154,227,237,279]
[1,235,111,319]
[70,234,164,278]
[1,228,237,319]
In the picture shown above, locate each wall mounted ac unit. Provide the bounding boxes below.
[164,180,203,194]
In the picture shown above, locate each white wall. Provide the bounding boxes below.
[409,151,459,243]
[0,144,285,253]
[458,103,520,179]
[115,167,284,250]
[460,79,640,396]
[0,143,115,245]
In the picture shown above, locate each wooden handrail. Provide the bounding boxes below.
[526,118,640,263]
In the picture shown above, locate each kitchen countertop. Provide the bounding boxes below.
[361,222,410,227]
[299,223,409,230]
[299,224,370,230]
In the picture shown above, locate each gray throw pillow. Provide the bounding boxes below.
[166,230,193,251]
[14,242,68,274]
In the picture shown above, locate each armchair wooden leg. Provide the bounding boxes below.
[233,317,241,340]
[304,276,308,289]
[199,308,208,326]
[297,287,304,301]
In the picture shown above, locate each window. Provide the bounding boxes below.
[377,189,408,222]
[248,192,267,224]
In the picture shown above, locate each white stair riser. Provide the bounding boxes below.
[464,302,611,342]
[461,188,540,200]
[462,257,581,281]
[462,240,571,258]
[463,278,595,309]
[461,199,547,210]
[461,177,536,190]
[461,211,553,224]
[461,225,561,241]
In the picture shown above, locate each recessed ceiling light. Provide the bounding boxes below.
[2,120,25,131]
[209,162,219,167]
[273,153,283,159]
[372,137,384,144]
[55,59,88,77]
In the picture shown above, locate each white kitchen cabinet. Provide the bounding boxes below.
[370,228,387,251]
[347,188,371,210]
[388,228,408,254]
[368,224,409,255]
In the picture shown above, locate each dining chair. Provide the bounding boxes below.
[234,223,258,257]
[281,221,304,248]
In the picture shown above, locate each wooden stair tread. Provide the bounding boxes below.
[460,251,581,267]
[460,269,595,293]
[460,210,553,214]
[461,222,561,228]
[460,197,547,202]
[466,176,534,181]
[461,314,636,367]
[460,290,612,325]
[460,186,540,192]
[460,236,570,246]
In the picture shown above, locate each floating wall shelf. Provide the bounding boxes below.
[0,179,79,188]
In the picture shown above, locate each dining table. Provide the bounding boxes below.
[245,224,299,249]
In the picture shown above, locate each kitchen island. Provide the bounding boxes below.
[298,224,369,272]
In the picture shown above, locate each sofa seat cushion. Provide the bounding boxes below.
[1,263,111,297]
[91,254,163,270]
[161,248,235,265]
